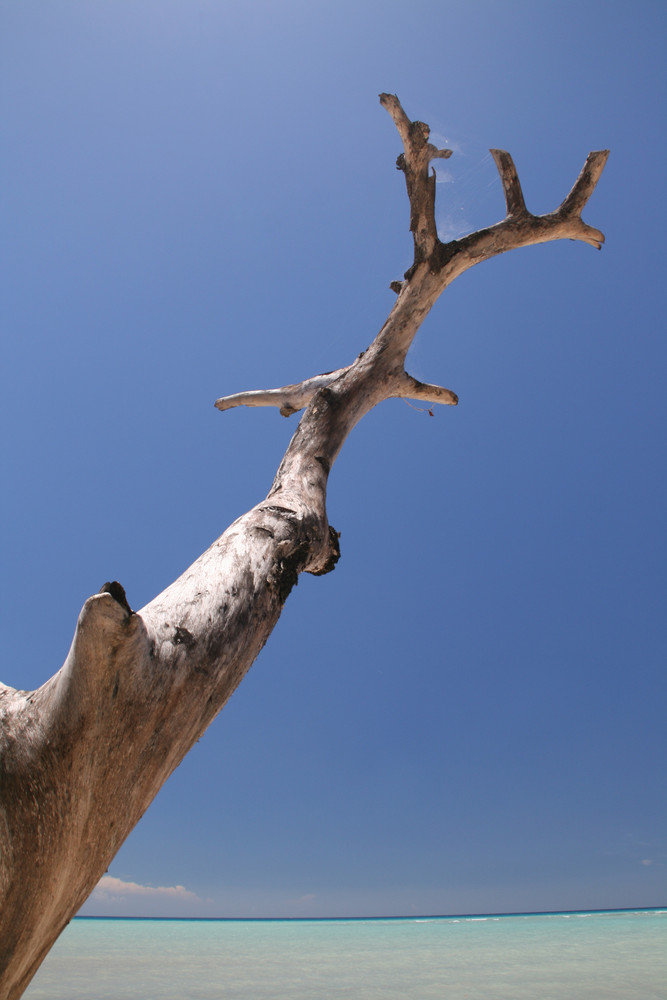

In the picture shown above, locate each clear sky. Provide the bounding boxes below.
[1,0,665,919]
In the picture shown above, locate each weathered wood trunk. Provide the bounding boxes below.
[0,499,334,997]
[0,95,608,999]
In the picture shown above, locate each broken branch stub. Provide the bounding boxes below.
[0,94,608,1000]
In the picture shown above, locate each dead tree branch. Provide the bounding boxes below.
[0,95,607,999]
[379,92,453,262]
[215,367,353,417]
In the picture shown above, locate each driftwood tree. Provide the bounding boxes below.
[0,95,608,999]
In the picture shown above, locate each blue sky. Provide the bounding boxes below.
[1,0,665,918]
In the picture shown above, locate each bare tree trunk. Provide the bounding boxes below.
[0,96,608,999]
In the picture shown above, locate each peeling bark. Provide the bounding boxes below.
[0,95,608,999]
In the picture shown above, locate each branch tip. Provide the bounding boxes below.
[429,146,453,161]
[215,367,352,418]
[560,149,610,218]
[490,149,527,217]
[379,93,411,142]
[398,374,459,408]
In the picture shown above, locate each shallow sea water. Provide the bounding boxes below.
[24,909,666,1000]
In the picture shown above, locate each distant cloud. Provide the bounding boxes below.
[92,875,200,902]
[640,859,654,866]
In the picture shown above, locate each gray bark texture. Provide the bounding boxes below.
[0,95,608,999]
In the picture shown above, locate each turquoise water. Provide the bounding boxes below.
[24,910,666,999]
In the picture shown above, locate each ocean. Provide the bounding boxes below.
[24,909,666,999]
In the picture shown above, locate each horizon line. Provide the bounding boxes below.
[75,905,666,923]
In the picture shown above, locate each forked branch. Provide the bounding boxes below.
[489,147,609,249]
[216,95,608,429]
